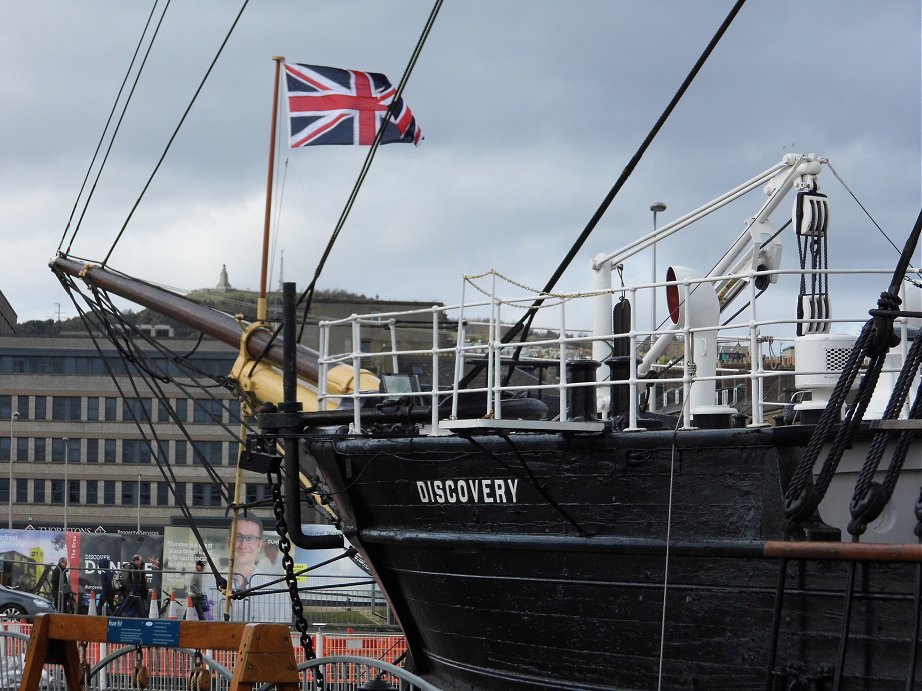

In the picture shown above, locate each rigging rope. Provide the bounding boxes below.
[784,208,922,531]
[460,0,749,390]
[102,0,251,267]
[54,268,244,571]
[59,0,166,256]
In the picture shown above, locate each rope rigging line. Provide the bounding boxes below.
[74,286,236,498]
[784,207,922,530]
[102,0,251,267]
[295,0,445,342]
[826,161,903,257]
[59,0,167,256]
[52,269,262,574]
[56,275,223,571]
[459,0,748,390]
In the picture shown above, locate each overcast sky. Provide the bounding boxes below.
[1,1,919,328]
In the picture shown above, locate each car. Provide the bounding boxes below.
[0,585,55,619]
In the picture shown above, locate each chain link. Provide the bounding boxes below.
[272,469,324,690]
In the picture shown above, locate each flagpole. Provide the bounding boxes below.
[258,56,285,322]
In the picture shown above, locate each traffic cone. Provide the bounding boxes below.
[167,591,178,620]
[185,596,199,620]
[147,591,159,619]
[88,594,98,616]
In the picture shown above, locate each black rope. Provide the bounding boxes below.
[460,0,748,389]
[53,271,223,562]
[463,434,591,537]
[785,208,922,527]
[102,0,251,266]
[59,0,165,255]
[847,342,922,537]
[296,0,444,341]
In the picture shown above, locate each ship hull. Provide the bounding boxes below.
[307,426,922,689]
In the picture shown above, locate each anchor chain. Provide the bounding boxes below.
[272,468,324,690]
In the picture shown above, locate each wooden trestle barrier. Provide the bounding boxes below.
[19,613,301,691]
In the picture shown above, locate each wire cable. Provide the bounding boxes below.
[59,0,164,255]
[102,0,251,266]
[295,0,444,341]
[461,0,748,390]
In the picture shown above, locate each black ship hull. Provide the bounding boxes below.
[307,426,922,690]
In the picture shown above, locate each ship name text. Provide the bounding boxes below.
[416,478,519,504]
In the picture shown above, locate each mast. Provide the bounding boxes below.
[258,56,286,323]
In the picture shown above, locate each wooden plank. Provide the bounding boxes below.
[22,615,301,691]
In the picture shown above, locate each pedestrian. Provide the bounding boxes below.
[98,558,116,615]
[114,555,149,618]
[189,559,207,620]
[50,557,74,613]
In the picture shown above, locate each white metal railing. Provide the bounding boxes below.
[314,264,920,433]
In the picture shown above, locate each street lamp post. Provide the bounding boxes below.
[650,202,667,338]
[8,412,18,529]
[63,437,69,534]
[137,474,141,533]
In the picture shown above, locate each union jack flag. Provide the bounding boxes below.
[284,63,422,147]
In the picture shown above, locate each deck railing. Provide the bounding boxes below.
[317,266,919,432]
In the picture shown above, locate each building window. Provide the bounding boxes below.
[34,397,46,421]
[52,438,81,463]
[191,483,221,507]
[15,438,27,461]
[16,397,27,420]
[123,398,152,423]
[176,399,188,422]
[15,479,27,503]
[157,400,172,423]
[34,480,45,504]
[52,397,82,421]
[86,440,98,463]
[174,441,187,465]
[157,483,169,506]
[245,483,272,504]
[140,481,151,506]
[193,399,224,424]
[0,396,10,420]
[103,481,115,505]
[0,438,9,462]
[104,398,118,422]
[123,440,151,464]
[122,481,136,506]
[104,439,116,463]
[51,479,64,504]
[174,483,186,505]
[87,398,99,421]
[193,441,223,466]
[34,438,46,462]
[86,481,98,505]
[192,483,205,507]
[0,479,8,504]
[228,442,240,466]
[69,480,79,505]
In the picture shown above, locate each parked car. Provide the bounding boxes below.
[0,585,55,619]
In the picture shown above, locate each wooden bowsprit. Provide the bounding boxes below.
[19,613,301,691]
